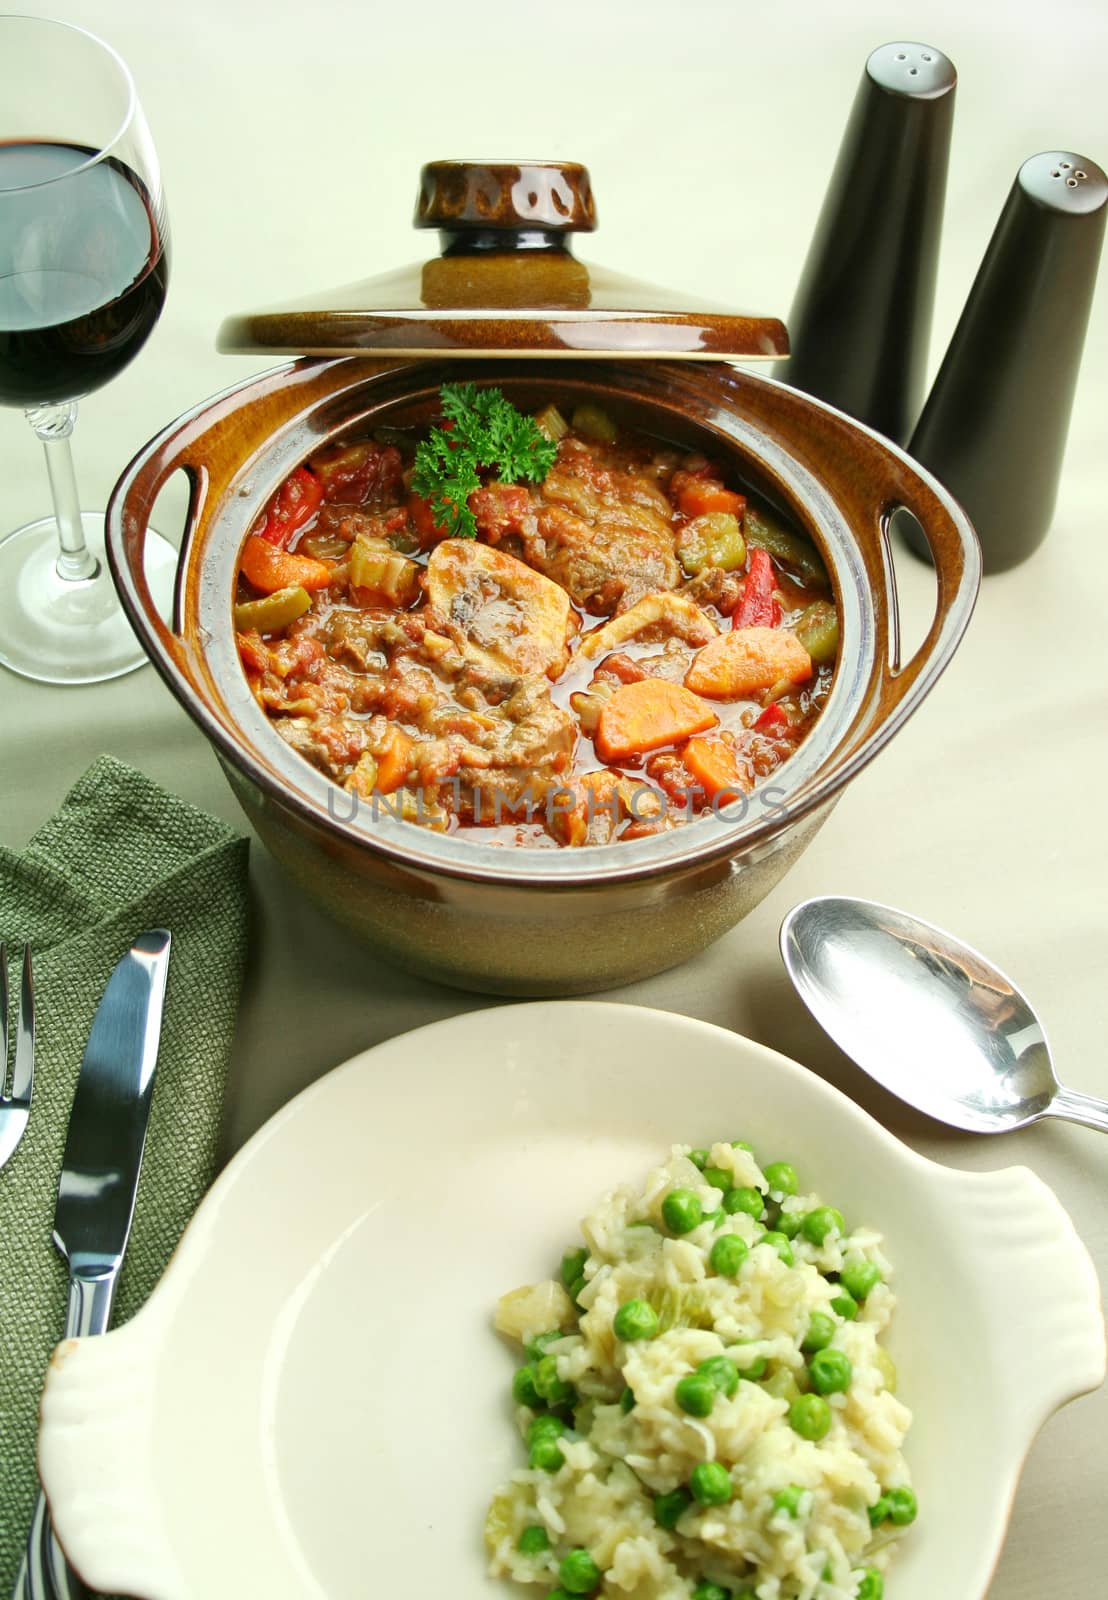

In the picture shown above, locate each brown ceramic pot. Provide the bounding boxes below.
[106,355,978,995]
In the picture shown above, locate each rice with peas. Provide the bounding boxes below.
[485,1141,915,1600]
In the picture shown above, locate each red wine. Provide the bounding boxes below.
[0,140,169,407]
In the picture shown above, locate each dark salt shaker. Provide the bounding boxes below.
[778,41,957,444]
[905,152,1107,573]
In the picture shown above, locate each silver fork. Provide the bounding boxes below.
[0,943,35,1170]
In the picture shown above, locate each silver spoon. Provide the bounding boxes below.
[779,895,1108,1136]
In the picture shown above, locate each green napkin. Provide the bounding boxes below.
[0,755,249,1592]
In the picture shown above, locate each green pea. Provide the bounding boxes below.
[558,1548,601,1594]
[689,1148,710,1169]
[696,1356,739,1398]
[830,1287,858,1320]
[758,1230,795,1266]
[703,1210,724,1228]
[534,1354,574,1405]
[560,1247,588,1290]
[731,1140,755,1153]
[569,1274,587,1302]
[691,1584,732,1600]
[662,1189,704,1234]
[801,1313,836,1354]
[613,1299,660,1342]
[867,1496,890,1528]
[788,1392,832,1440]
[762,1162,798,1196]
[772,1484,805,1517]
[855,1569,884,1600]
[675,1374,717,1417]
[709,1233,749,1276]
[525,1329,563,1362]
[723,1186,764,1218]
[775,1209,804,1239]
[653,1486,692,1529]
[730,1344,768,1380]
[545,1591,573,1600]
[703,1166,732,1191]
[690,1461,732,1506]
[517,1525,550,1554]
[808,1348,853,1395]
[840,1260,882,1301]
[512,1364,542,1407]
[801,1207,845,1245]
[527,1414,565,1444]
[528,1435,564,1472]
[886,1485,918,1526]
[619,1385,636,1414]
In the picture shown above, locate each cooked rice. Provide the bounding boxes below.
[485,1142,913,1599]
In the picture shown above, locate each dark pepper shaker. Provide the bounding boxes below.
[905,151,1107,573]
[777,41,957,445]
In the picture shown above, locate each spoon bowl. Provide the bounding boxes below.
[780,895,1108,1136]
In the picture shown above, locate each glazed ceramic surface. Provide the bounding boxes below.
[217,160,790,360]
[106,358,979,994]
[37,1005,1105,1599]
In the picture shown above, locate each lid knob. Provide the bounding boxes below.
[415,160,597,239]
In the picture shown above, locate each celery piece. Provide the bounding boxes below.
[572,402,619,444]
[678,512,746,576]
[794,600,839,664]
[299,531,352,562]
[534,403,570,443]
[233,584,312,634]
[349,540,421,607]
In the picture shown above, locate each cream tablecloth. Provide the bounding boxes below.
[2,1,1105,1593]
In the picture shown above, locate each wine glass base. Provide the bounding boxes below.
[0,512,177,686]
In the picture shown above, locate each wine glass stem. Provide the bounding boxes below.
[26,401,99,582]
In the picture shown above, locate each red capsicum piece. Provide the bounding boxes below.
[732,548,782,629]
[257,466,324,550]
[753,702,789,732]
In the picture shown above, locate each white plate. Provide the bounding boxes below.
[38,1004,1104,1600]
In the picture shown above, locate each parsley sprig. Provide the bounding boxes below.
[411,382,558,539]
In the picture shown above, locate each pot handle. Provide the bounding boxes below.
[105,357,400,694]
[754,383,983,791]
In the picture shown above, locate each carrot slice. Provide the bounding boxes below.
[376,727,414,794]
[683,736,753,801]
[594,679,717,764]
[240,534,332,595]
[672,471,746,520]
[685,627,812,700]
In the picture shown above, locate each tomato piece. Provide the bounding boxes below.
[753,702,789,732]
[256,467,324,550]
[407,493,445,546]
[310,442,403,506]
[731,548,782,629]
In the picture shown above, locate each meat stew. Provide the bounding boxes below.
[234,392,838,849]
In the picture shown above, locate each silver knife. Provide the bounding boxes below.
[16,929,172,1600]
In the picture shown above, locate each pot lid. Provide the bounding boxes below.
[217,160,788,361]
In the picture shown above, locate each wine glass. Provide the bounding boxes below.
[0,14,177,684]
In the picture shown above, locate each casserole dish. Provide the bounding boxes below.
[106,162,979,994]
